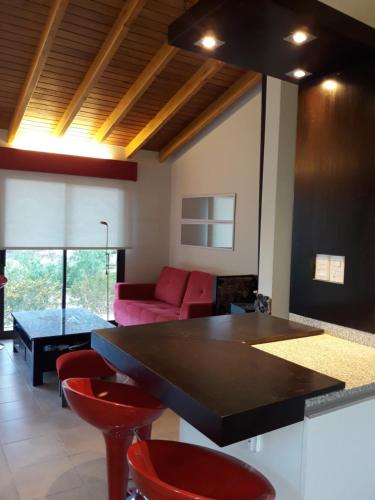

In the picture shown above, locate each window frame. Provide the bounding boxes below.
[180,194,237,250]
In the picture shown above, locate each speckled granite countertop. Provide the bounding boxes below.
[254,334,375,389]
[254,333,375,413]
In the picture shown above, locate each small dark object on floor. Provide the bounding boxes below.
[254,294,272,314]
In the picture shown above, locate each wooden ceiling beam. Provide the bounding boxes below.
[95,44,177,143]
[159,72,262,162]
[125,58,223,158]
[54,0,146,137]
[7,0,69,144]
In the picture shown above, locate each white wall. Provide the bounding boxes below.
[0,130,171,282]
[123,150,171,282]
[319,0,375,28]
[168,84,262,275]
[258,77,298,319]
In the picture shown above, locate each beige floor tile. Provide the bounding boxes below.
[0,399,43,423]
[3,434,66,473]
[0,414,58,445]
[0,447,12,484]
[0,482,21,500]
[69,451,107,494]
[152,409,180,440]
[0,367,19,378]
[34,485,91,500]
[0,449,20,500]
[31,393,58,412]
[69,450,106,471]
[43,408,82,431]
[14,456,82,500]
[0,374,27,390]
[82,481,108,500]
[0,360,19,376]
[58,424,105,456]
[0,386,33,404]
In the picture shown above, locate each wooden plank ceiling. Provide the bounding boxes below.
[0,0,260,161]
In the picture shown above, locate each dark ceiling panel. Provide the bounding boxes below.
[168,0,375,84]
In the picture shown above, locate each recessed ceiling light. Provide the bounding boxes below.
[284,30,317,45]
[195,34,225,50]
[286,68,312,79]
[322,79,338,91]
[293,31,308,44]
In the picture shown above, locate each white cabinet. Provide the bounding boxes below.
[179,394,375,500]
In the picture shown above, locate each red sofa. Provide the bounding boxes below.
[114,266,214,327]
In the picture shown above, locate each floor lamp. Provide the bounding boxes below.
[0,276,8,351]
[100,221,110,321]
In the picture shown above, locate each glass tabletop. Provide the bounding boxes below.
[12,308,114,340]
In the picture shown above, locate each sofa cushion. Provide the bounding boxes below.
[182,271,214,304]
[154,266,190,307]
[114,299,180,327]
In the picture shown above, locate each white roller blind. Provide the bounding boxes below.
[0,170,131,248]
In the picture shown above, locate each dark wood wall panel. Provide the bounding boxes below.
[290,64,375,333]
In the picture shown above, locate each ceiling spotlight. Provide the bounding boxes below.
[294,69,306,78]
[286,68,311,79]
[201,35,216,49]
[195,34,225,50]
[322,79,338,91]
[284,30,316,45]
[293,31,307,44]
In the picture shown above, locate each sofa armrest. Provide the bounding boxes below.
[115,283,156,300]
[179,302,213,320]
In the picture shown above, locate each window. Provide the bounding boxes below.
[66,249,118,320]
[4,250,63,330]
[0,249,125,334]
[0,170,128,335]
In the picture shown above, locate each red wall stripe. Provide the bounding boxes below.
[0,147,137,181]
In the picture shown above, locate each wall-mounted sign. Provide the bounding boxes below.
[314,254,345,284]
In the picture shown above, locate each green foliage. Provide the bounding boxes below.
[66,250,116,318]
[4,250,116,329]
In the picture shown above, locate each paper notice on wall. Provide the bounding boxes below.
[315,254,330,281]
[329,255,345,284]
[314,254,345,284]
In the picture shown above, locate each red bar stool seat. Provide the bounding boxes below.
[63,378,165,500]
[128,439,276,500]
[56,349,116,380]
[56,349,116,406]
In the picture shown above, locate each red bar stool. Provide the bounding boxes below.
[128,439,276,500]
[56,349,116,407]
[63,378,165,500]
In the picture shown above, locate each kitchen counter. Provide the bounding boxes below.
[92,313,344,446]
[254,333,375,390]
[93,316,375,499]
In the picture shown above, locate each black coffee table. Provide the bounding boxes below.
[12,308,114,386]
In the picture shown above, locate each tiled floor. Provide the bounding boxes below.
[0,340,180,500]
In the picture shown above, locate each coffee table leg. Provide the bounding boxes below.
[13,318,20,353]
[32,341,43,386]
[13,338,19,353]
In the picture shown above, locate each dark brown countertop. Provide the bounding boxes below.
[92,313,344,446]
